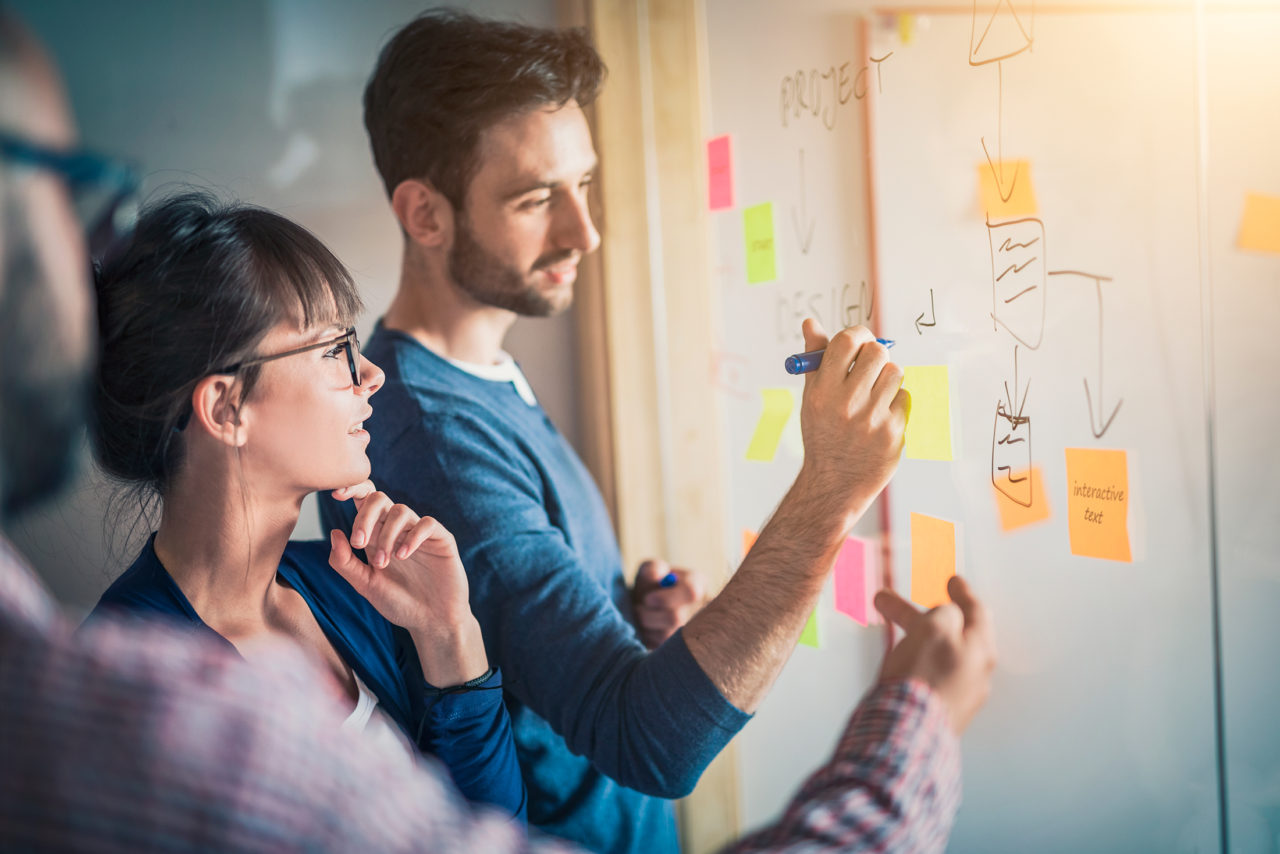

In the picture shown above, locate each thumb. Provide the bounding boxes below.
[635,558,670,588]
[800,317,829,353]
[329,529,373,595]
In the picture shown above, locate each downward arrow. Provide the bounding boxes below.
[980,60,1020,204]
[1048,271,1122,438]
[915,288,937,335]
[791,149,816,254]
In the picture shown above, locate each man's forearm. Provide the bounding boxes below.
[682,469,871,712]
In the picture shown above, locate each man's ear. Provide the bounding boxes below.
[189,375,248,448]
[391,178,455,249]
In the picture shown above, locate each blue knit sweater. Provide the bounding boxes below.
[89,535,527,820]
[318,325,750,854]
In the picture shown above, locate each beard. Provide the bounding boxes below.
[447,216,575,318]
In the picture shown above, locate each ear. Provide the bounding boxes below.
[391,178,454,249]
[189,375,249,449]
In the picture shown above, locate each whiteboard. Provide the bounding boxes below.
[705,2,1279,851]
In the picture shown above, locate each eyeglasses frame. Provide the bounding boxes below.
[213,327,362,388]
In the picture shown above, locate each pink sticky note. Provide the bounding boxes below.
[707,135,734,211]
[834,536,871,626]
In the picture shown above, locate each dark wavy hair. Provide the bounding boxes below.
[90,191,362,497]
[363,8,605,209]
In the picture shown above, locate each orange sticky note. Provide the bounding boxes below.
[1237,192,1280,255]
[1065,448,1132,562]
[977,160,1037,218]
[798,607,820,648]
[993,466,1052,531]
[910,512,956,609]
[742,528,758,558]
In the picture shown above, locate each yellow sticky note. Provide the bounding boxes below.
[743,202,777,284]
[1065,448,1132,562]
[994,466,1052,531]
[745,388,793,462]
[901,366,953,461]
[977,160,1037,218]
[910,512,956,609]
[798,607,820,648]
[898,13,915,44]
[742,528,758,559]
[1237,192,1280,255]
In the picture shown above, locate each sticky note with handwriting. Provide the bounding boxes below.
[745,388,793,462]
[743,202,777,284]
[977,159,1037,218]
[901,365,953,461]
[910,512,956,609]
[707,135,734,211]
[1065,448,1132,562]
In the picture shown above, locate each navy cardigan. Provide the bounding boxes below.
[89,535,526,821]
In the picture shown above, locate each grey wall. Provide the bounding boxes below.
[8,0,578,612]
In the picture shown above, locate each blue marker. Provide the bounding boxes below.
[784,339,895,375]
[659,572,678,588]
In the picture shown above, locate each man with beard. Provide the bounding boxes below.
[319,11,987,853]
[0,9,992,852]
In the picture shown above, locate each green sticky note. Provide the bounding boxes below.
[901,365,953,461]
[743,202,777,284]
[798,607,820,648]
[745,388,794,462]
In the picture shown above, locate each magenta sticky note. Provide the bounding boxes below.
[707,135,733,211]
[834,536,871,626]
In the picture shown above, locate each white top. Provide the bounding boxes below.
[340,673,415,766]
[445,351,538,407]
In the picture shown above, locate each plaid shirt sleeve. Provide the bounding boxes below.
[0,540,576,854]
[724,679,962,854]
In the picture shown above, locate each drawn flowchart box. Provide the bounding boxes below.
[991,400,1032,507]
[988,217,1045,348]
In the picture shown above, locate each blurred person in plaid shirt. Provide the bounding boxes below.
[0,8,995,852]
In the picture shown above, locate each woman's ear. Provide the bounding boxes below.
[391,178,454,249]
[189,375,248,448]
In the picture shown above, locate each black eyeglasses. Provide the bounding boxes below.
[0,131,141,260]
[213,327,363,387]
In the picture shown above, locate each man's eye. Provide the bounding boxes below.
[324,343,350,359]
[521,196,552,210]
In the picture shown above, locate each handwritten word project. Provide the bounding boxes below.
[1065,448,1132,562]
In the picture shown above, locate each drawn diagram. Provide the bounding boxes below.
[965,0,1123,521]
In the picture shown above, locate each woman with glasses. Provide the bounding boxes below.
[85,191,526,821]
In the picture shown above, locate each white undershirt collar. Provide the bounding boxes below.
[444,351,538,407]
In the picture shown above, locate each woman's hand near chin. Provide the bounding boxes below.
[328,480,489,687]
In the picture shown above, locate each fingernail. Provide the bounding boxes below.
[375,549,387,567]
[397,546,409,559]
[351,532,365,548]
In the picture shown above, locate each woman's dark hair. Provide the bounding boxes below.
[91,190,362,496]
[363,8,606,209]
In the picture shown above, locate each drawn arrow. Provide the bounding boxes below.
[980,61,1020,204]
[915,288,937,335]
[790,149,816,254]
[1049,270,1122,438]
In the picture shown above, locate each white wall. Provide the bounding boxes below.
[8,0,577,612]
